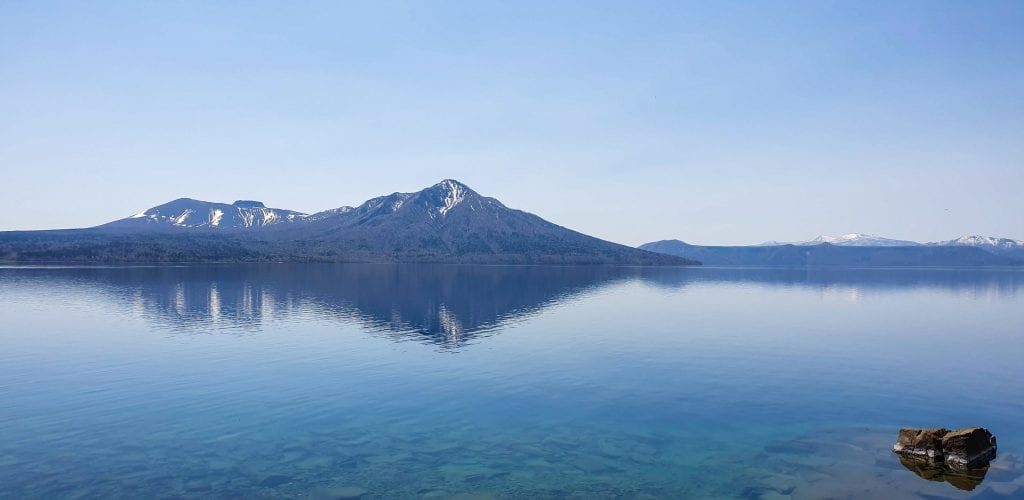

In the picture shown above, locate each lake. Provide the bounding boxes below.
[1,264,1022,499]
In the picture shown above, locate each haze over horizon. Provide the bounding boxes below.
[2,1,1022,246]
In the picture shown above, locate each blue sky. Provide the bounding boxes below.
[1,1,1021,245]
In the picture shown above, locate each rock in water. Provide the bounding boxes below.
[893,427,996,467]
[941,427,997,467]
[894,428,949,459]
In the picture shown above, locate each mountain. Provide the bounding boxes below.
[100,198,308,231]
[930,235,1024,254]
[796,233,921,247]
[0,180,694,265]
[262,179,695,264]
[943,235,1024,249]
[930,235,1024,261]
[639,239,1021,267]
[756,233,920,246]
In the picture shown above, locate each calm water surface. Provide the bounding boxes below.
[1,265,1022,499]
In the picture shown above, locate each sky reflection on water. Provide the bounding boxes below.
[1,265,1022,499]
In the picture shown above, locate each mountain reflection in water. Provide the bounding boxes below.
[11,265,643,346]
[5,264,1021,348]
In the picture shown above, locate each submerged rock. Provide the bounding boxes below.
[574,455,615,473]
[444,492,500,500]
[893,427,996,467]
[309,485,368,499]
[258,474,294,488]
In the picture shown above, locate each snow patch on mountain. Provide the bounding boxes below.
[797,233,920,246]
[931,235,1024,249]
[391,193,413,212]
[104,198,308,230]
[306,206,353,222]
[172,209,194,226]
[437,179,466,216]
[260,208,279,225]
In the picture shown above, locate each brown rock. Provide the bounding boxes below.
[942,427,997,467]
[893,428,948,459]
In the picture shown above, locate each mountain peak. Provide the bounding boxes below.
[938,235,1024,249]
[799,233,920,247]
[424,179,476,217]
[102,198,305,230]
[232,200,265,208]
[432,179,471,190]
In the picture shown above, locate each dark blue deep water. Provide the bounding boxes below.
[1,265,1023,499]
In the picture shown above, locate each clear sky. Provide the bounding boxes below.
[2,1,1022,245]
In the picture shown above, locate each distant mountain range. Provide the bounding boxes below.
[0,180,692,265]
[754,232,1024,250]
[3,182,1019,267]
[758,233,921,247]
[640,233,1024,266]
[22,265,1023,349]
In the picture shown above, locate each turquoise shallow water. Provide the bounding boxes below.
[1,264,1023,499]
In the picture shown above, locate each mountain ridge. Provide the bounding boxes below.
[639,236,1023,266]
[101,198,308,231]
[1,180,694,266]
[795,233,921,247]
[752,233,1023,248]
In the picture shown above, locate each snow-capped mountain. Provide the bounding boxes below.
[754,233,922,246]
[927,235,1024,258]
[100,180,496,232]
[796,233,921,246]
[930,235,1024,250]
[101,199,308,230]
[271,179,690,264]
[724,233,1024,249]
[18,179,689,265]
[304,178,508,227]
